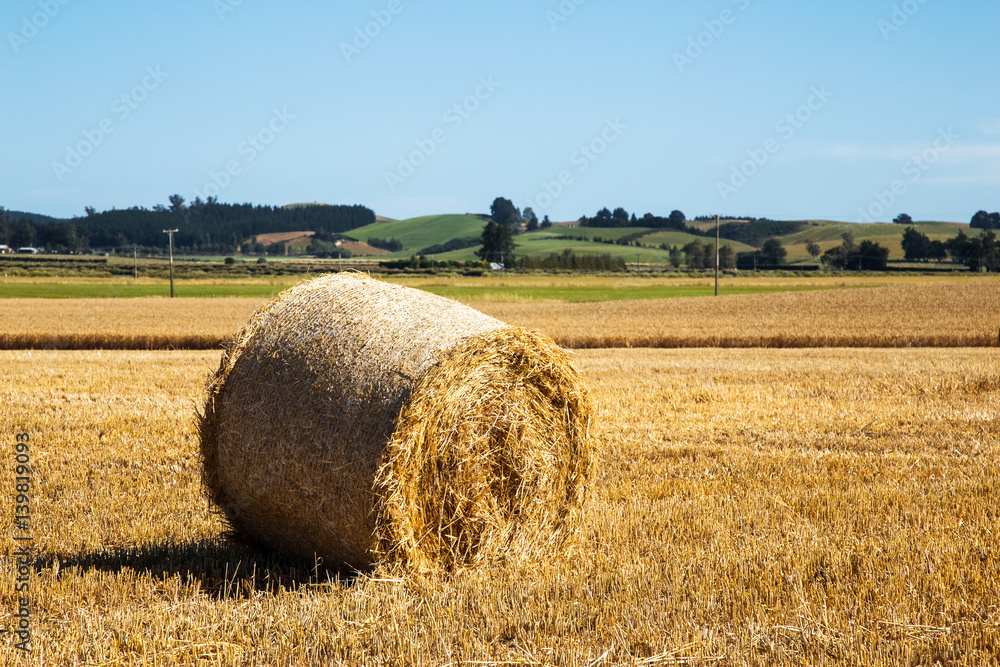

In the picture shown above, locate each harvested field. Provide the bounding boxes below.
[1,347,997,665]
[0,281,997,349]
[0,297,265,349]
[480,282,1000,348]
[247,231,316,247]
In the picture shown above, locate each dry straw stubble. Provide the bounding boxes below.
[199,273,590,571]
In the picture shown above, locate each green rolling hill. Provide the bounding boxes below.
[341,214,984,265]
[348,214,488,252]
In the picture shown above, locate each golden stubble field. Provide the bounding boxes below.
[1,281,998,349]
[1,345,998,665]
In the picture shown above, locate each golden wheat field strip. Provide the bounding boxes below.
[1,281,998,349]
[0,297,267,349]
[1,348,997,665]
[479,281,1000,348]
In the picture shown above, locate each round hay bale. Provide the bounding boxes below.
[199,273,590,570]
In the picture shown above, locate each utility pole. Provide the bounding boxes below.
[715,214,720,296]
[133,245,138,280]
[163,229,178,297]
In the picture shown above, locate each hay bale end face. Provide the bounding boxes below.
[199,273,590,570]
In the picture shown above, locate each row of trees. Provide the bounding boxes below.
[489,197,552,232]
[894,211,1000,230]
[367,237,404,252]
[579,207,691,231]
[0,199,375,253]
[821,233,890,270]
[970,210,1000,229]
[900,226,999,271]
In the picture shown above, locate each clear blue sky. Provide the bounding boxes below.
[3,0,998,223]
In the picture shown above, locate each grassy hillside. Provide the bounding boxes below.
[348,214,487,252]
[338,214,982,265]
[546,227,653,241]
[778,220,976,263]
[433,235,677,264]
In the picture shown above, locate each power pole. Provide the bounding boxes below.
[163,229,178,297]
[715,214,720,296]
[133,245,138,280]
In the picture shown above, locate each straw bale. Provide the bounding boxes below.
[199,273,590,570]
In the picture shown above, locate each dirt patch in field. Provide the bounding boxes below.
[340,241,388,255]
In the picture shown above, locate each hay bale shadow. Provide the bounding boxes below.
[34,538,361,598]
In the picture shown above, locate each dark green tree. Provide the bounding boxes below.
[893,213,913,225]
[668,244,682,268]
[957,230,999,271]
[901,226,931,260]
[682,240,705,269]
[168,194,186,213]
[760,238,787,264]
[947,230,970,265]
[840,231,856,253]
[856,240,889,270]
[718,244,736,269]
[477,220,515,265]
[9,221,36,248]
[490,197,522,226]
[523,207,539,231]
[970,210,999,230]
[668,210,686,228]
[540,215,552,229]
[806,241,821,260]
[823,237,889,270]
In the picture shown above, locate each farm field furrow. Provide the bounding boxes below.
[1,348,997,665]
[0,281,997,349]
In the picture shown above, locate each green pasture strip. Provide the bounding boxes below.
[0,281,838,301]
[0,283,293,298]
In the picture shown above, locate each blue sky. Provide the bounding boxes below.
[3,0,998,223]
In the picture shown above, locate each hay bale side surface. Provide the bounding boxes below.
[199,273,590,570]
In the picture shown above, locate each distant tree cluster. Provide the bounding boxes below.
[0,199,375,254]
[367,237,404,252]
[897,225,998,271]
[519,250,626,271]
[900,227,948,261]
[579,208,691,231]
[970,210,1000,230]
[379,255,483,271]
[735,238,791,270]
[947,229,999,272]
[680,240,737,269]
[489,197,523,227]
[822,232,889,270]
[479,197,525,264]
[0,207,89,252]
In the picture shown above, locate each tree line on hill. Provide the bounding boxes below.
[0,198,374,253]
[579,207,692,232]
[901,226,998,271]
